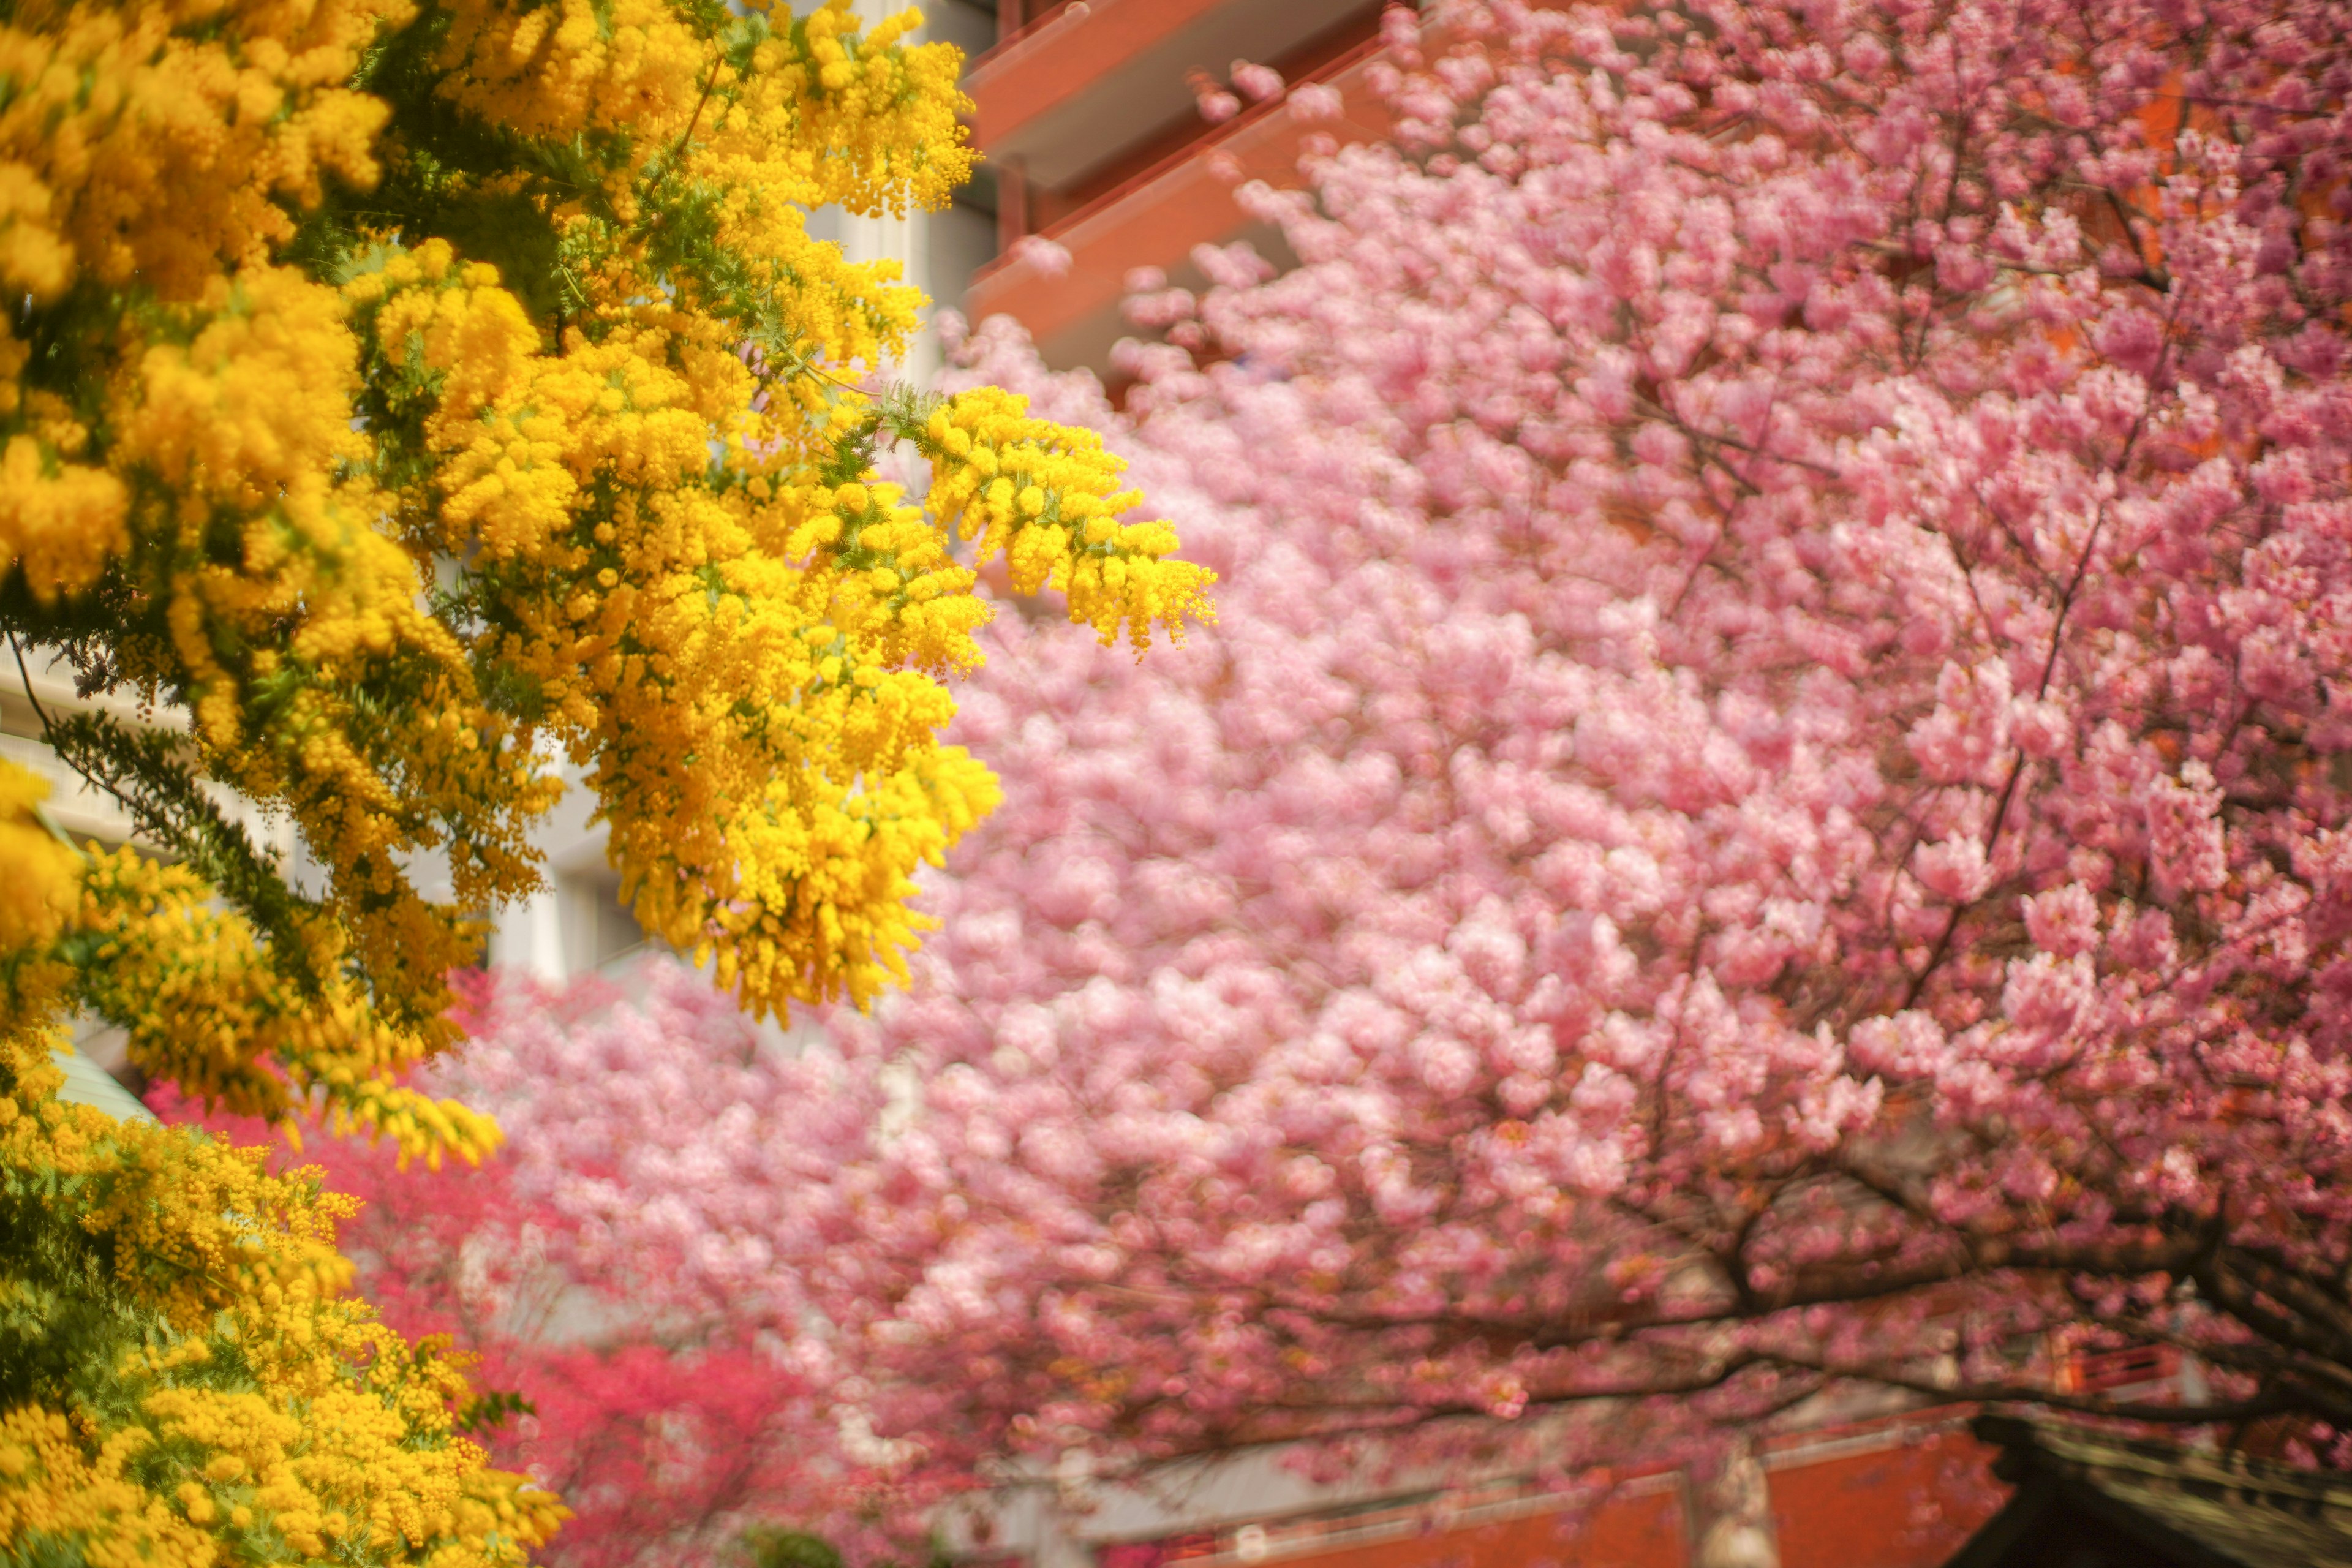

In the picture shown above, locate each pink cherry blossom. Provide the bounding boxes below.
[1007,234,1073,280]
[1287,83,1344,123]
[1230,61,1286,104]
[772,0,2352,1485]
[1188,69,1241,124]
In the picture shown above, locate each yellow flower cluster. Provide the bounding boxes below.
[74,847,501,1166]
[0,768,79,1016]
[0,0,397,604]
[0,766,562,1565]
[342,227,1218,1019]
[913,388,1215,652]
[2,0,1210,1552]
[4,0,1209,1046]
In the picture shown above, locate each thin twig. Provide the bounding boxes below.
[9,630,54,739]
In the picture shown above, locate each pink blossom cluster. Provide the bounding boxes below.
[777,0,2352,1474]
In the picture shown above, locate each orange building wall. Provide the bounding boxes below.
[962,48,1389,365]
[956,3,1601,369]
[1103,1418,2006,1568]
[959,2,1394,367]
[970,0,1242,150]
[1273,1482,1687,1568]
[1770,1426,2006,1568]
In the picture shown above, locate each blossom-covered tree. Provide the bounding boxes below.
[734,0,2352,1480]
[0,0,1206,1555]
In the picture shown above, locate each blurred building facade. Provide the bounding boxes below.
[956,0,1392,371]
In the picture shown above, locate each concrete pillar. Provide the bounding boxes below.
[491,884,566,981]
[1691,1438,1779,1568]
